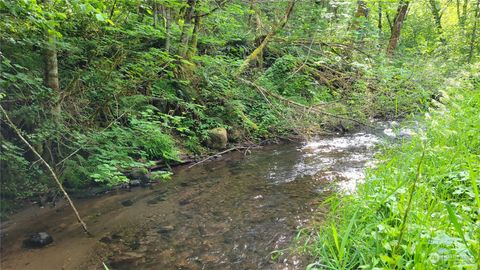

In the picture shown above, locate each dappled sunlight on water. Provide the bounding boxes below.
[1,131,384,270]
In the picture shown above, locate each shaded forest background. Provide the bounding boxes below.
[1,0,479,207]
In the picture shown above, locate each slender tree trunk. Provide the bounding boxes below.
[250,0,265,68]
[44,44,59,93]
[468,0,480,62]
[109,0,118,19]
[387,0,410,56]
[178,0,197,57]
[457,0,462,24]
[429,0,443,29]
[186,12,201,61]
[43,0,61,119]
[461,0,470,28]
[428,0,446,43]
[386,11,394,32]
[235,0,295,76]
[163,6,171,52]
[153,1,158,27]
[351,0,369,30]
[378,0,383,34]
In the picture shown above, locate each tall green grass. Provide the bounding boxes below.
[306,74,480,269]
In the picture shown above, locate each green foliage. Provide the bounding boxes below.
[0,139,48,198]
[259,55,330,103]
[62,110,179,187]
[1,0,479,230]
[306,74,480,269]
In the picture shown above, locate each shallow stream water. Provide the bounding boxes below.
[0,131,382,270]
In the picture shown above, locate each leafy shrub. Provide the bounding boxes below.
[62,110,179,187]
[0,139,49,198]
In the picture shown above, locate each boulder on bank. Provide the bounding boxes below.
[126,168,154,187]
[205,127,228,149]
[23,232,53,248]
[129,167,149,181]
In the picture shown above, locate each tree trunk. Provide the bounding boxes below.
[351,0,369,30]
[163,6,171,52]
[44,44,59,93]
[250,0,265,68]
[235,0,295,76]
[43,0,61,118]
[153,1,158,27]
[461,0,470,28]
[178,0,197,57]
[386,10,393,32]
[378,0,383,34]
[428,0,446,43]
[468,0,480,62]
[186,12,201,61]
[386,0,410,56]
[109,0,118,19]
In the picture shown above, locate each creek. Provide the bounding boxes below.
[0,130,383,270]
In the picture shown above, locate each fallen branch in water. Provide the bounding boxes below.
[187,146,249,169]
[0,105,90,235]
[238,78,377,129]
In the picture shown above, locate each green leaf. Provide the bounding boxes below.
[95,13,105,22]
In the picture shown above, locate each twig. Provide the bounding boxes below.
[188,147,248,169]
[0,105,90,235]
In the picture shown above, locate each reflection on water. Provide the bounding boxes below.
[104,132,380,270]
[0,132,381,270]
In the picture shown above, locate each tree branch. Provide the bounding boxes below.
[0,105,90,235]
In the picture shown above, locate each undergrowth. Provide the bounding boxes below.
[304,68,480,269]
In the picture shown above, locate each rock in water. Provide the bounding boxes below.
[129,167,149,181]
[23,232,53,248]
[206,127,228,149]
[121,200,134,207]
[128,179,142,187]
[158,225,174,234]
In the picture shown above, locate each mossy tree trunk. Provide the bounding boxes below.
[179,0,197,58]
[235,0,295,76]
[386,0,410,56]
[250,0,265,68]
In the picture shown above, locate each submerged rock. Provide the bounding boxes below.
[147,194,166,205]
[128,179,142,187]
[23,232,53,248]
[127,167,152,184]
[109,251,145,269]
[121,200,134,207]
[206,127,228,150]
[157,225,174,234]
